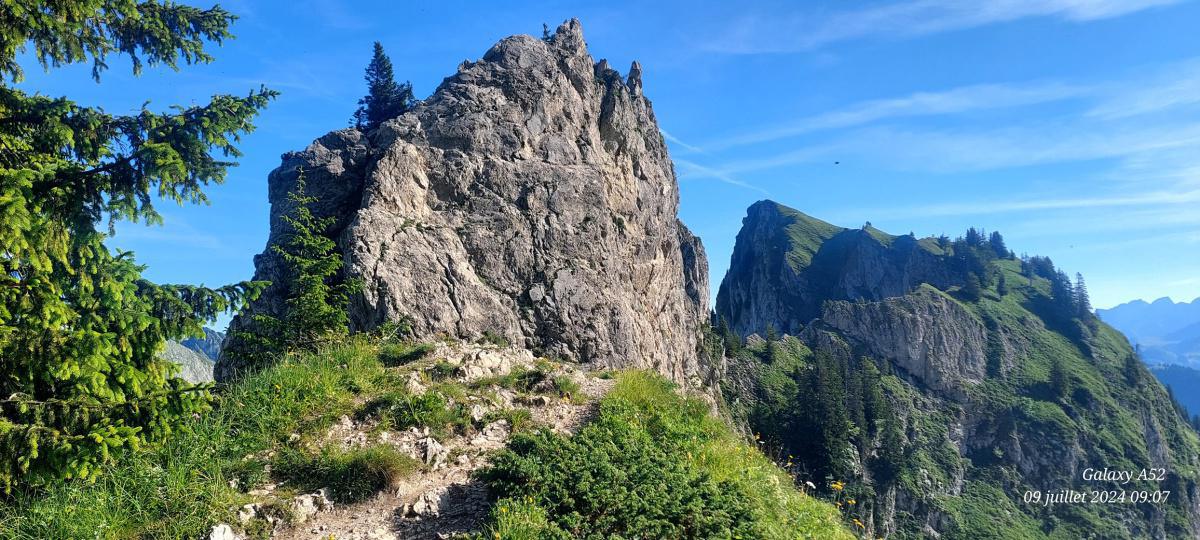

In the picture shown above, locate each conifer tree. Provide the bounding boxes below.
[352,42,414,131]
[965,227,983,247]
[989,231,1008,258]
[1074,272,1093,319]
[0,1,273,490]
[962,272,984,301]
[873,412,905,485]
[997,273,1009,296]
[1051,270,1076,319]
[226,170,362,366]
[1050,356,1070,401]
[719,317,741,357]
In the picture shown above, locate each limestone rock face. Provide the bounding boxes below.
[716,200,958,337]
[816,288,989,398]
[218,20,709,385]
[161,340,214,384]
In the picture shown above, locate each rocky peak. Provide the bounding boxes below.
[218,20,710,387]
[716,199,957,336]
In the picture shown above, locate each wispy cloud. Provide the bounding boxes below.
[864,188,1200,220]
[705,0,1185,54]
[111,218,226,252]
[661,129,705,153]
[1087,58,1200,119]
[707,81,1091,150]
[304,0,372,31]
[675,159,770,195]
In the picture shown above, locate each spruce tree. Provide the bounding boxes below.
[962,272,984,301]
[352,42,414,131]
[989,231,1008,258]
[225,170,361,366]
[1050,356,1070,401]
[873,412,905,485]
[965,227,983,247]
[1051,270,1076,320]
[1074,272,1093,319]
[0,2,273,490]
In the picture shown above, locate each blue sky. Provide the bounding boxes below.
[15,0,1200,324]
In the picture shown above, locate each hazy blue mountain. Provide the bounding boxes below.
[180,327,226,361]
[1150,364,1200,419]
[1098,297,1200,367]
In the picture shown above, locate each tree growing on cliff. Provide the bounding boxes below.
[352,42,414,131]
[225,170,361,365]
[1074,273,1093,319]
[0,1,273,490]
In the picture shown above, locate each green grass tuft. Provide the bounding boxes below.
[272,444,419,504]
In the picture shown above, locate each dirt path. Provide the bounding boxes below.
[261,342,614,540]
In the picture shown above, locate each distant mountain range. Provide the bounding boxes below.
[1097,297,1200,367]
[1149,364,1200,420]
[159,328,225,384]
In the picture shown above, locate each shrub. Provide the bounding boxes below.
[475,498,570,540]
[476,372,853,539]
[430,359,458,380]
[273,444,419,503]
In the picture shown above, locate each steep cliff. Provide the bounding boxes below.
[218,20,709,386]
[715,201,957,336]
[717,200,1200,539]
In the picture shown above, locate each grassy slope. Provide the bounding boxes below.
[0,340,853,539]
[476,371,855,539]
[771,203,845,271]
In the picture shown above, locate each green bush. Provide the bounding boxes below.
[272,444,419,503]
[476,371,853,539]
[430,359,459,380]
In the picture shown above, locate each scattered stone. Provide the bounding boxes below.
[410,486,450,517]
[208,523,240,540]
[290,489,333,523]
[421,437,448,466]
[236,503,258,524]
[470,404,488,422]
[482,420,510,441]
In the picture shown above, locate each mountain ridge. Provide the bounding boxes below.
[715,199,1200,539]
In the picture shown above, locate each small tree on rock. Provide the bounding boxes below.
[352,42,414,131]
[226,169,361,365]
